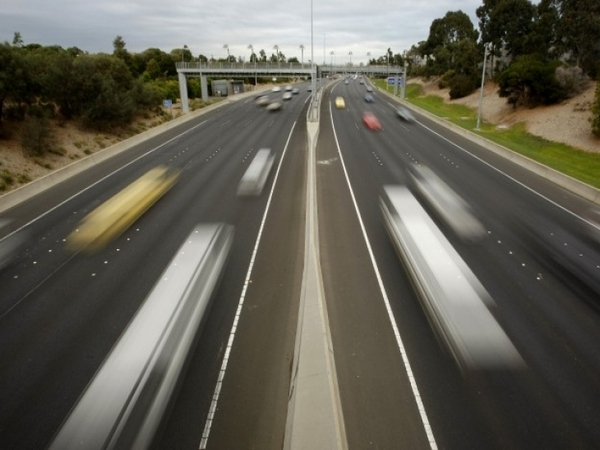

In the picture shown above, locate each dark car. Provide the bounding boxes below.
[364,94,374,103]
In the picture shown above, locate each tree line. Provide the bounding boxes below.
[407,0,599,125]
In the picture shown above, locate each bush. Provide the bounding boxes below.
[448,74,477,99]
[556,66,589,98]
[21,113,54,156]
[591,82,600,137]
[498,56,565,108]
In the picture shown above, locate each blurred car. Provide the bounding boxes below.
[282,92,292,100]
[335,96,346,109]
[366,86,373,92]
[292,88,299,94]
[359,79,365,85]
[344,80,349,85]
[255,95,270,106]
[396,106,415,122]
[272,86,281,92]
[364,94,374,103]
[362,111,382,131]
[266,101,283,111]
[285,85,292,91]
[0,219,28,271]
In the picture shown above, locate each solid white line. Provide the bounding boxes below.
[329,107,438,449]
[199,121,298,449]
[1,120,209,240]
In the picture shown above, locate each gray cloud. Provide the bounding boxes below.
[0,0,482,64]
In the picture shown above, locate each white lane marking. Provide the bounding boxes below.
[1,120,210,239]
[199,121,298,449]
[328,107,438,449]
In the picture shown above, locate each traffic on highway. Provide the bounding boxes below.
[1,76,600,449]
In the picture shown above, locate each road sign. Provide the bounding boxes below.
[163,99,173,108]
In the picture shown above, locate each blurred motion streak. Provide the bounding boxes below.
[380,185,524,372]
[237,148,275,196]
[66,166,180,253]
[409,164,486,242]
[50,223,234,449]
[0,219,29,270]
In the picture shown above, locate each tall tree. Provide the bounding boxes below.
[556,0,600,75]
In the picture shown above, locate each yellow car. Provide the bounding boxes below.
[335,96,346,109]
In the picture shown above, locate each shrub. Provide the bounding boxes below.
[498,56,565,108]
[448,74,477,99]
[591,81,600,137]
[21,113,54,156]
[556,66,589,98]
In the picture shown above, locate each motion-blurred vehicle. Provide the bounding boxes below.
[359,79,365,85]
[50,223,234,449]
[285,85,292,91]
[380,185,523,371]
[282,92,292,100]
[272,86,281,92]
[366,86,373,92]
[238,148,275,196]
[335,96,346,109]
[362,111,382,131]
[396,106,415,122]
[364,94,374,103]
[344,80,349,85]
[66,165,180,253]
[255,95,270,106]
[292,88,299,94]
[266,101,283,111]
[0,219,28,271]
[408,164,486,242]
[521,211,600,296]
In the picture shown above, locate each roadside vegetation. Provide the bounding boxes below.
[373,79,600,190]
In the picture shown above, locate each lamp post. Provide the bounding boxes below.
[300,44,305,67]
[330,50,334,70]
[348,51,353,66]
[476,44,490,130]
[273,44,280,68]
[223,44,230,63]
[248,44,257,87]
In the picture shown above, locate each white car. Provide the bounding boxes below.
[282,92,292,100]
[272,86,281,92]
[266,101,283,111]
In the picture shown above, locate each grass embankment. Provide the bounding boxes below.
[373,80,600,190]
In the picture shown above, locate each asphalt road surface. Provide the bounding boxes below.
[1,78,599,449]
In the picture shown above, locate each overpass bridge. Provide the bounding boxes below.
[175,62,403,113]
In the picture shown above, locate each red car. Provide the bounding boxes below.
[362,111,382,131]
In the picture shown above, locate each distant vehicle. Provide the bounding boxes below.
[292,88,300,94]
[282,92,292,100]
[255,95,270,106]
[344,80,349,85]
[335,96,346,109]
[366,86,373,92]
[266,101,283,111]
[285,85,292,91]
[238,149,275,196]
[396,106,415,122]
[362,111,382,131]
[272,86,281,92]
[380,185,523,372]
[364,94,374,103]
[359,79,364,85]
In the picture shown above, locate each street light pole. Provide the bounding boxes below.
[300,44,304,67]
[476,44,490,130]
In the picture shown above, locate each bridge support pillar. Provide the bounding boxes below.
[201,75,208,102]
[178,72,189,114]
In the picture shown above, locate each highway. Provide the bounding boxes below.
[0,78,600,449]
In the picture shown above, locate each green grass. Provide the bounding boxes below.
[373,79,600,189]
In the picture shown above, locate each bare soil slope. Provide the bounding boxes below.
[415,78,599,153]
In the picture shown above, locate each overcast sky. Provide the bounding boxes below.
[1,0,484,65]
